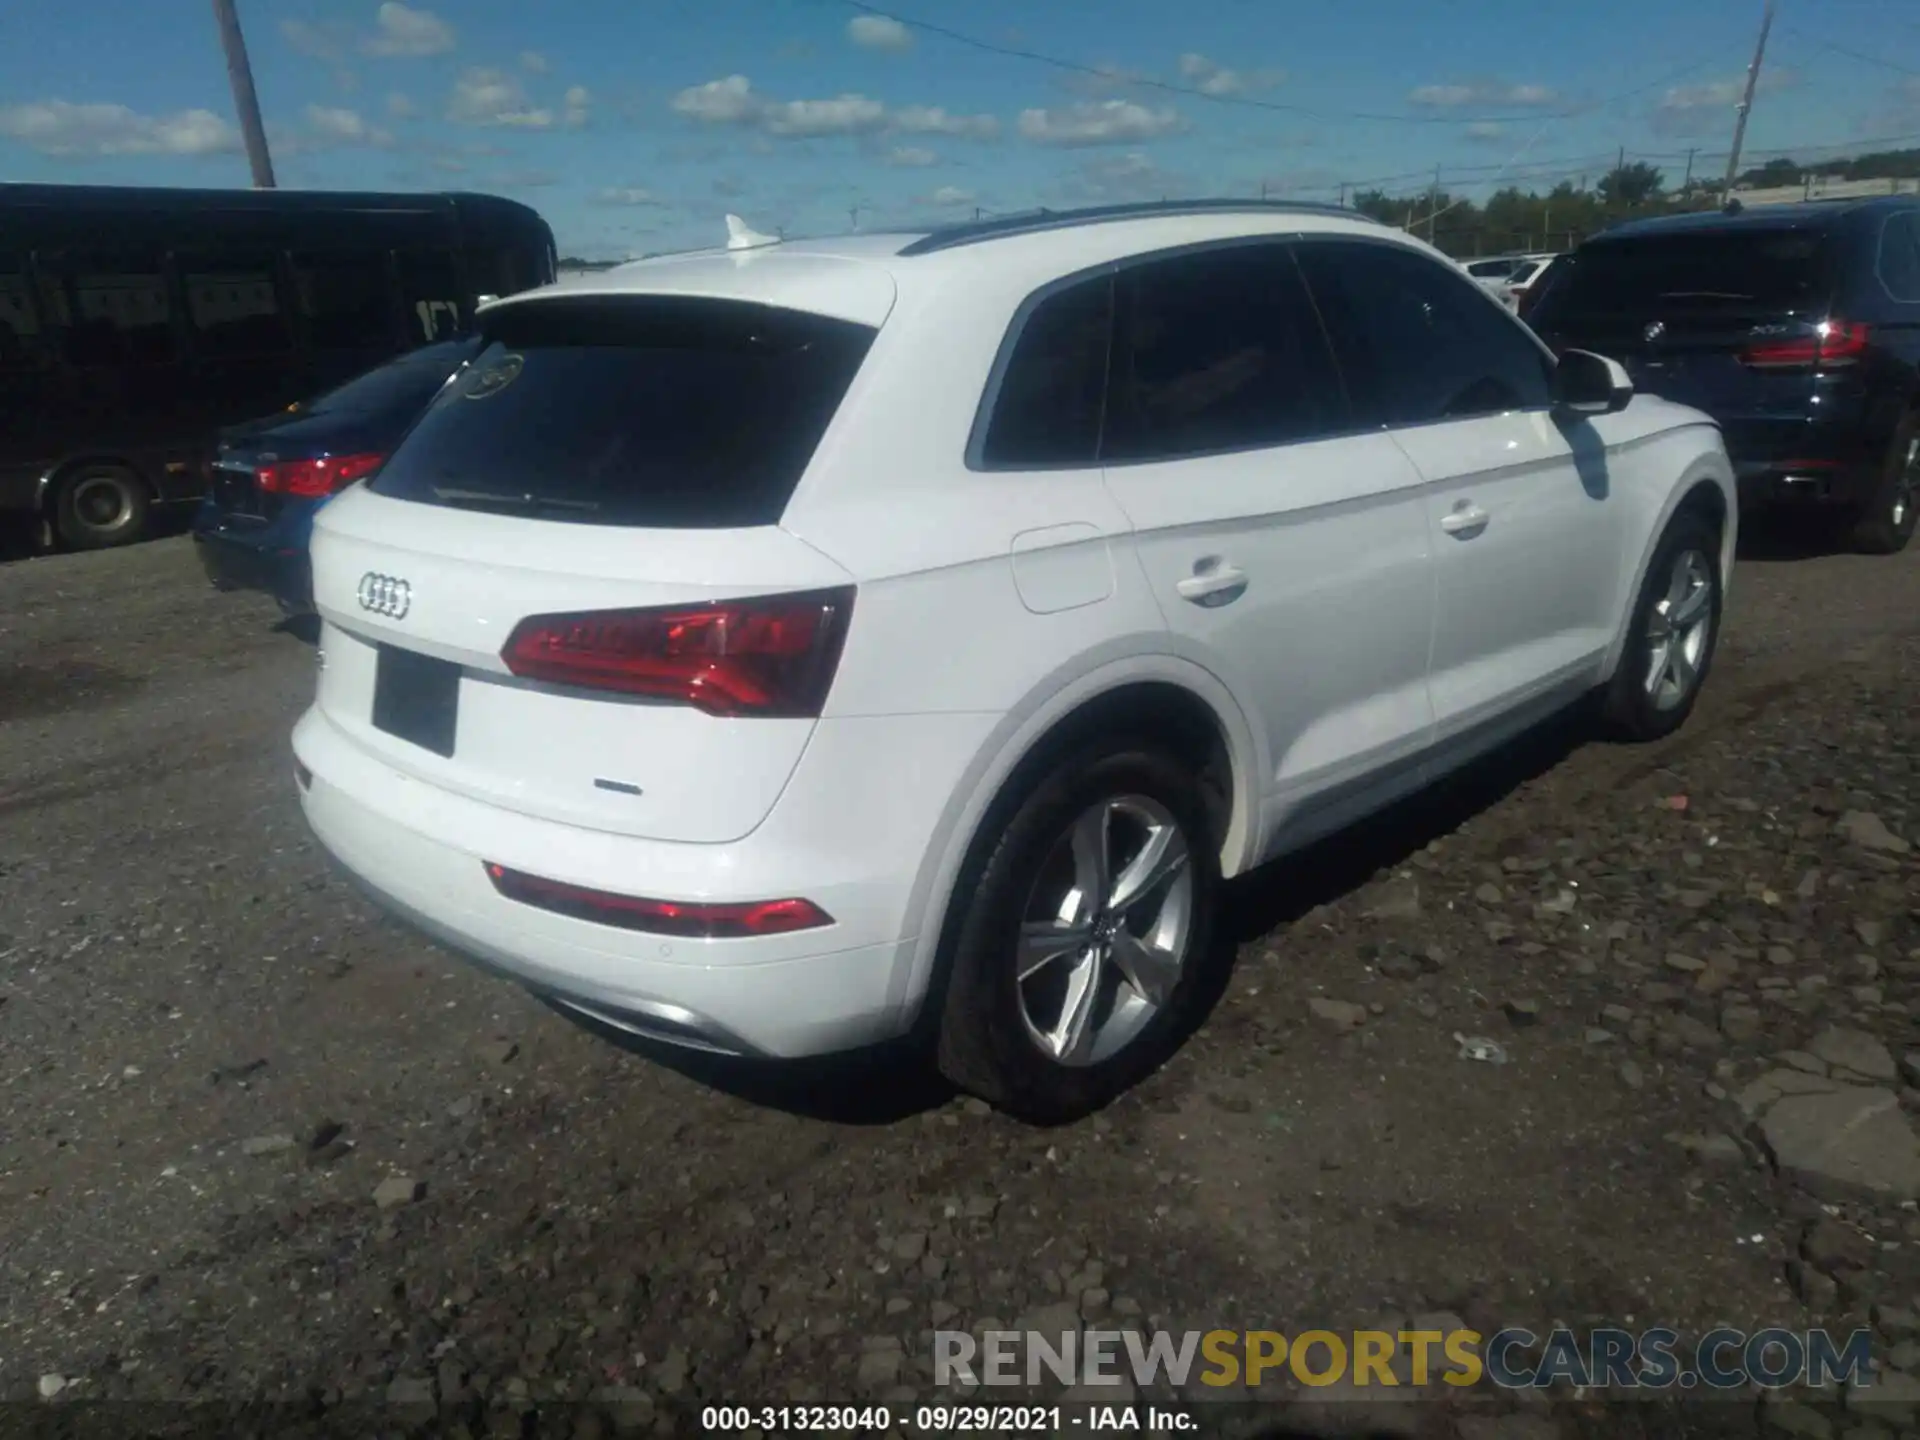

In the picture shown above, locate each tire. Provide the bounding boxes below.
[1600,510,1722,743]
[51,463,151,551]
[934,738,1221,1125]
[1850,414,1920,556]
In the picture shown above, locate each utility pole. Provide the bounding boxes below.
[1427,164,1441,242]
[1337,182,1348,208]
[210,0,275,188]
[1682,147,1697,192]
[1722,0,1777,201]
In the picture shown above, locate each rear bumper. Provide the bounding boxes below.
[291,702,995,1059]
[1722,412,1888,511]
[192,512,314,611]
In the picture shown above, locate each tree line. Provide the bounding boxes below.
[1349,146,1920,260]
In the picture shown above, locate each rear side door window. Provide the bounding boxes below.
[976,273,1113,468]
[1104,240,1350,462]
[1295,239,1553,427]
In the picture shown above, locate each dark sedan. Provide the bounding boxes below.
[191,338,481,613]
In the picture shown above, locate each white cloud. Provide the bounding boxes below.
[1176,53,1281,98]
[0,100,238,157]
[764,95,887,137]
[671,74,761,125]
[520,49,550,74]
[1653,70,1795,136]
[563,85,590,127]
[448,67,552,127]
[1051,150,1179,203]
[1408,81,1558,109]
[670,75,994,141]
[929,184,974,205]
[280,18,344,60]
[892,105,1000,139]
[848,14,912,52]
[386,91,417,119]
[593,187,666,206]
[362,2,455,58]
[1017,99,1183,147]
[305,104,395,147]
[888,145,939,167]
[1464,121,1506,144]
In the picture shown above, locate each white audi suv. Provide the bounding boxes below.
[293,200,1736,1122]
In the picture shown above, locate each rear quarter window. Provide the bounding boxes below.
[367,296,875,528]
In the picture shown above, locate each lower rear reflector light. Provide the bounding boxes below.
[484,863,833,939]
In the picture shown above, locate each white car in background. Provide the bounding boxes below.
[294,201,1735,1123]
[1499,253,1562,311]
[1462,253,1561,310]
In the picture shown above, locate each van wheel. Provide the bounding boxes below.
[1852,415,1919,556]
[934,739,1220,1125]
[1600,511,1721,742]
[52,464,151,551]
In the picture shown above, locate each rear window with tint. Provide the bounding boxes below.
[368,296,875,528]
[1544,230,1834,317]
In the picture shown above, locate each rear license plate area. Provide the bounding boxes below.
[372,644,460,757]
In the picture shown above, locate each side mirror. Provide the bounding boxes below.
[1552,348,1633,416]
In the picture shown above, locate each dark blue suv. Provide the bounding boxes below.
[192,338,480,613]
[1527,195,1920,553]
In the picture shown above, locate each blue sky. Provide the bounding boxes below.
[1,0,1917,257]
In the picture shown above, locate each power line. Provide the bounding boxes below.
[839,0,1727,128]
[1784,26,1920,78]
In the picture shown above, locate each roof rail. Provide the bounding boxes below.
[896,198,1384,257]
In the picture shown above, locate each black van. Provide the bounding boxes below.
[1526,195,1920,554]
[0,184,555,549]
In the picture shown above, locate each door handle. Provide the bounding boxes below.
[1174,565,1248,607]
[1440,502,1490,538]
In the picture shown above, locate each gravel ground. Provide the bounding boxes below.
[2,528,1918,1440]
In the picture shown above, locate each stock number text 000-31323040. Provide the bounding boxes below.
[701,1406,1071,1432]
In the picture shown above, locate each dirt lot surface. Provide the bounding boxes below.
[2,529,1919,1440]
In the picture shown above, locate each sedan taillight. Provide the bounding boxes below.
[256,452,387,497]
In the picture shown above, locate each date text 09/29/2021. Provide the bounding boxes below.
[700,1407,1195,1432]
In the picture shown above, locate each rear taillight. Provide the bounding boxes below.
[1740,320,1870,370]
[501,586,854,718]
[256,452,387,498]
[484,863,833,938]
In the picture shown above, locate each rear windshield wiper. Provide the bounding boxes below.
[430,486,602,514]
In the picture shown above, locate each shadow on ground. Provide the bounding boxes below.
[553,700,1598,1127]
[0,507,195,567]
[1734,509,1864,563]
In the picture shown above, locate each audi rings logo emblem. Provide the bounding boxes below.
[357,572,412,619]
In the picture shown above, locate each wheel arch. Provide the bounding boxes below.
[889,651,1265,1028]
[1601,437,1736,684]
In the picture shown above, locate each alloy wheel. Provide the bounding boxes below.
[1014,794,1194,1068]
[1643,548,1714,712]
